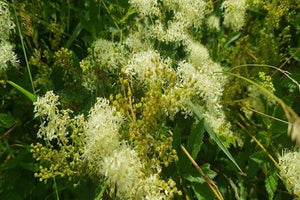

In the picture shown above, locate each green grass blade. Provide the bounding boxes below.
[189,101,243,172]
[7,80,37,102]
[64,22,83,48]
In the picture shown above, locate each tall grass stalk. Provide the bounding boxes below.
[12,2,35,94]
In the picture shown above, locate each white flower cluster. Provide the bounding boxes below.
[131,0,207,43]
[129,0,160,16]
[123,38,238,144]
[83,98,177,199]
[178,40,237,144]
[0,1,15,41]
[0,41,17,71]
[176,60,234,142]
[124,46,237,145]
[206,15,220,31]
[34,92,177,199]
[0,1,17,71]
[84,98,122,161]
[221,0,247,31]
[125,50,172,85]
[80,39,125,90]
[279,150,300,197]
[172,0,206,29]
[150,19,189,43]
[34,91,75,141]
[80,39,123,73]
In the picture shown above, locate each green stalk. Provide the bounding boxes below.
[223,71,300,144]
[12,2,35,94]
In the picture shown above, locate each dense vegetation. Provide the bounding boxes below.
[1,0,300,199]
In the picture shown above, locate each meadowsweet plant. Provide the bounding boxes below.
[32,92,179,199]
[31,91,85,181]
[3,0,299,199]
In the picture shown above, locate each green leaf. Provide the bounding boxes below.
[64,22,83,48]
[193,183,216,200]
[7,80,37,102]
[187,120,204,159]
[224,33,241,48]
[182,163,216,184]
[183,172,205,184]
[0,113,15,128]
[265,169,278,200]
[250,151,267,165]
[173,126,181,152]
[201,163,217,179]
[189,101,243,172]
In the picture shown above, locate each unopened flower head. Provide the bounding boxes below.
[222,0,247,31]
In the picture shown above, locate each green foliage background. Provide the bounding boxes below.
[1,0,300,199]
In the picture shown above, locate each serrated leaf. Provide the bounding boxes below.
[265,169,278,200]
[189,101,243,172]
[183,172,205,184]
[187,120,204,159]
[201,163,217,179]
[250,151,267,165]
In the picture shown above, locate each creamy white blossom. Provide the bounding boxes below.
[0,2,17,71]
[102,146,144,198]
[84,98,122,160]
[34,91,73,141]
[34,91,60,118]
[279,150,300,197]
[149,20,188,43]
[129,0,160,16]
[125,50,172,84]
[207,15,220,31]
[0,41,17,70]
[222,0,247,31]
[0,1,15,41]
[83,97,176,199]
[174,0,206,28]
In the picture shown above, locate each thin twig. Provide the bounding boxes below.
[0,123,17,140]
[181,145,224,200]
[230,64,300,92]
[271,48,300,77]
[246,107,289,124]
[236,121,281,170]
